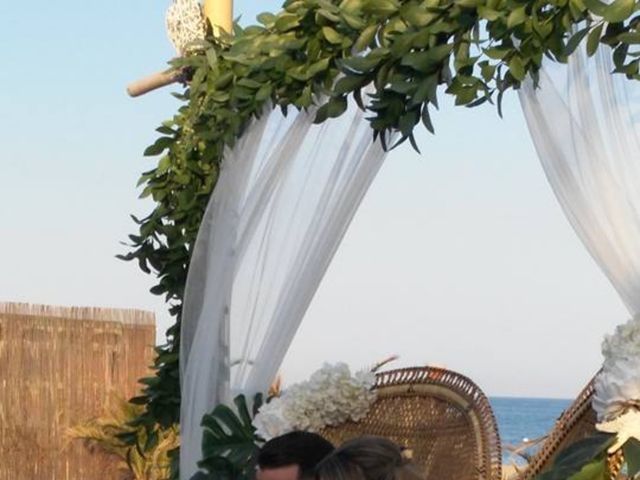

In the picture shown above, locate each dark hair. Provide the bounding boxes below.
[315,436,422,480]
[258,431,334,479]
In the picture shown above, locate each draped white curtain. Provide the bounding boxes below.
[179,97,391,478]
[519,50,640,315]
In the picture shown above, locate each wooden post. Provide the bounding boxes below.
[204,0,233,35]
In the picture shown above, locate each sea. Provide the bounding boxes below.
[490,397,571,465]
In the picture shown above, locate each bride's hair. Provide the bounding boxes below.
[315,436,423,480]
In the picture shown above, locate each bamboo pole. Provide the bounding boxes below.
[127,0,234,98]
[127,69,183,98]
[204,0,233,35]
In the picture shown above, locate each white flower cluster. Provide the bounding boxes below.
[593,315,640,422]
[252,362,377,440]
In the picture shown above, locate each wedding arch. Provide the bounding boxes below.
[121,0,640,478]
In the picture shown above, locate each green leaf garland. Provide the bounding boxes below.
[122,1,640,474]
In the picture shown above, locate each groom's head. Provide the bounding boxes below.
[256,431,334,480]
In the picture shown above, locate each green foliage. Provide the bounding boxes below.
[67,395,179,480]
[624,438,640,478]
[534,433,640,480]
[121,0,640,462]
[536,433,614,480]
[196,394,264,480]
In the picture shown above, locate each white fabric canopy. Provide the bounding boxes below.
[521,48,640,423]
[520,49,640,316]
[179,97,391,478]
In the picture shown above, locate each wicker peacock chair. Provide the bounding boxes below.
[320,366,502,480]
[515,375,624,480]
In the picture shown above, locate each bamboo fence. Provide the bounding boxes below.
[0,303,156,479]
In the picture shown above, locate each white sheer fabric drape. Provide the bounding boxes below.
[179,98,390,478]
[519,49,640,317]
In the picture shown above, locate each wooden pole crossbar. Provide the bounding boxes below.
[127,69,184,98]
[127,0,233,98]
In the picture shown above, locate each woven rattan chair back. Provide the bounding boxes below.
[320,367,502,480]
[516,376,624,480]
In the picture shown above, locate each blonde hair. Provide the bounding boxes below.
[315,436,423,480]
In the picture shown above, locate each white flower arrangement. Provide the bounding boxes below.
[252,362,377,441]
[593,315,640,422]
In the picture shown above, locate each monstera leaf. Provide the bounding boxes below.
[624,438,640,478]
[196,393,263,480]
[537,433,615,480]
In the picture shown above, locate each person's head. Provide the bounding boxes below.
[314,436,422,480]
[256,431,335,480]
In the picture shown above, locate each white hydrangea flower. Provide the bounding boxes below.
[593,315,640,421]
[252,362,377,440]
[252,396,293,440]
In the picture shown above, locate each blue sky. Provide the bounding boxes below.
[0,0,628,398]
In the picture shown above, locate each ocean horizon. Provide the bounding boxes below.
[490,396,571,465]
